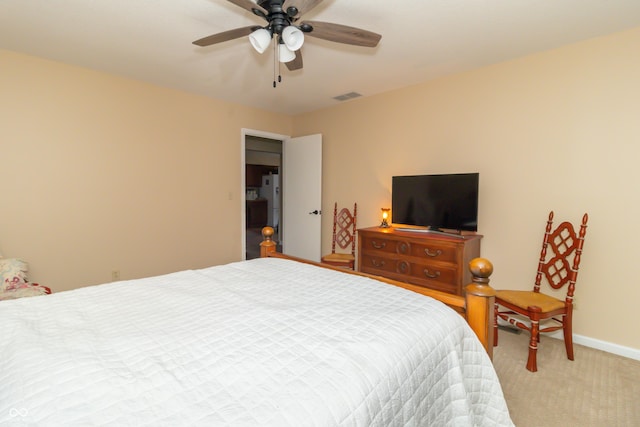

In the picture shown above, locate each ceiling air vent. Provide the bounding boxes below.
[333,92,362,102]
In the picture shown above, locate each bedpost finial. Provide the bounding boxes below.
[260,227,277,258]
[469,257,493,282]
[262,226,274,241]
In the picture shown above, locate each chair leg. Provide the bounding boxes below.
[526,319,539,372]
[493,303,499,346]
[564,313,575,361]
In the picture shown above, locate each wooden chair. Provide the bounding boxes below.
[321,203,357,270]
[494,211,588,372]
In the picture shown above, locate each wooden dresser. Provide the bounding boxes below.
[357,227,482,296]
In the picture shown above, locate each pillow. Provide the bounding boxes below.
[0,284,49,300]
[0,258,29,289]
[2,275,28,292]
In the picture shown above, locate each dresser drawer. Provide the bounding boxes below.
[360,254,459,293]
[360,234,457,264]
[360,235,399,255]
[359,253,395,275]
[397,240,458,264]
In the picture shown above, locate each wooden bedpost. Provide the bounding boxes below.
[260,226,277,258]
[465,258,496,359]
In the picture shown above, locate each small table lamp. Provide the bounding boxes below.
[380,208,391,228]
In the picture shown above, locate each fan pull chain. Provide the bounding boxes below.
[273,42,277,88]
[272,41,284,87]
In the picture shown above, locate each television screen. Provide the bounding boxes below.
[391,173,479,232]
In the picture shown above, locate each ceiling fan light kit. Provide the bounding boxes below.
[193,0,381,84]
[249,28,272,54]
[250,25,303,55]
[278,44,296,63]
[281,26,305,51]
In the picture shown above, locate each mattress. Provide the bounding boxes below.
[0,257,513,426]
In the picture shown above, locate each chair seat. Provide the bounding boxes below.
[496,290,565,313]
[321,253,355,263]
[321,253,355,269]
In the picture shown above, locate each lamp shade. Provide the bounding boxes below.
[278,44,296,63]
[282,26,304,51]
[380,208,391,228]
[249,28,272,54]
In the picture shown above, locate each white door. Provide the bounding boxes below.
[282,134,322,261]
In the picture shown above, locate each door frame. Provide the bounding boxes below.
[241,128,289,260]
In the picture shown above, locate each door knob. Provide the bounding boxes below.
[309,210,321,215]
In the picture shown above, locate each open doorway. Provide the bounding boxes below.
[241,130,322,261]
[245,136,283,260]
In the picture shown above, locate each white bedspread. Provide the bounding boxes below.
[0,258,513,426]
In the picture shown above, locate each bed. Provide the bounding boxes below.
[0,228,513,426]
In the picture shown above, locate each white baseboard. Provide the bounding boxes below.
[547,331,640,361]
[497,319,640,361]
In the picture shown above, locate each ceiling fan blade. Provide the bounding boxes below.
[285,50,303,71]
[302,21,381,47]
[227,0,268,16]
[193,26,259,47]
[283,0,323,18]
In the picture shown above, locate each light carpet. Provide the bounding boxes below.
[493,329,640,427]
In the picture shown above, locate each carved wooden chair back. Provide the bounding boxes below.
[331,203,357,255]
[494,211,588,372]
[535,211,589,299]
[321,203,357,269]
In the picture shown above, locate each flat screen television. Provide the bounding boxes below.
[391,173,479,232]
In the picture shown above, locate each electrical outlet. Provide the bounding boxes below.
[111,270,120,281]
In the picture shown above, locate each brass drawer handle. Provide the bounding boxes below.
[424,248,443,257]
[371,259,386,267]
[371,240,386,249]
[423,269,441,279]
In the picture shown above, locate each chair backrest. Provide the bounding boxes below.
[331,202,357,255]
[534,211,588,301]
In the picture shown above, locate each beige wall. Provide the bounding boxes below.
[1,49,292,291]
[294,27,640,350]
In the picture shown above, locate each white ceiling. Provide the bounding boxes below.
[2,0,640,116]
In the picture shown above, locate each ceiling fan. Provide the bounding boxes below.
[193,0,382,74]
